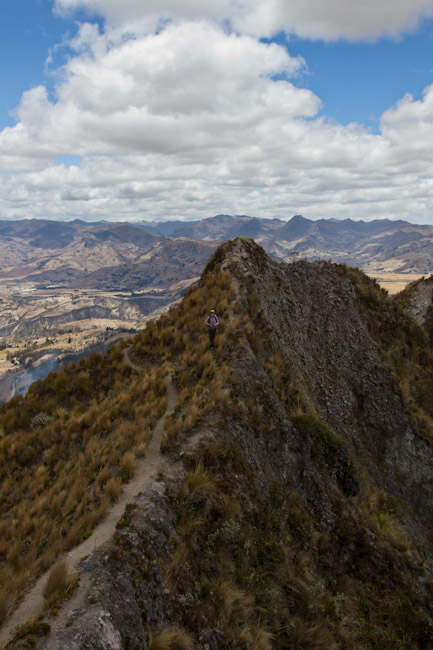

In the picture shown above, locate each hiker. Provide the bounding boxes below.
[205,309,219,348]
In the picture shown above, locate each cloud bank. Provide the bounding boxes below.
[1,1,433,223]
[55,0,433,40]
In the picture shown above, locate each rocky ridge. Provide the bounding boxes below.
[3,238,433,649]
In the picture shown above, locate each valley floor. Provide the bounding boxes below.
[373,272,424,294]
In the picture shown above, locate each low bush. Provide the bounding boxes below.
[5,619,51,649]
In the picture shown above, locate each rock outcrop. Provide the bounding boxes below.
[396,274,433,323]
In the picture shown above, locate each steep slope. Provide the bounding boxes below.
[0,220,216,289]
[2,239,433,649]
[395,275,433,376]
[396,274,433,325]
[75,238,217,291]
[0,221,218,346]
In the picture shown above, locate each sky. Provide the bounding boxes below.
[1,1,433,224]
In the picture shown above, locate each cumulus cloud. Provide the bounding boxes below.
[54,0,433,40]
[0,22,313,165]
[1,9,433,223]
[381,84,433,158]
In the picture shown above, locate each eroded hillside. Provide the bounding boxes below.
[2,238,433,649]
[0,219,217,343]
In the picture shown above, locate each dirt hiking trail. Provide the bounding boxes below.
[0,363,179,648]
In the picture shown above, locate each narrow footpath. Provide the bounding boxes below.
[0,363,179,648]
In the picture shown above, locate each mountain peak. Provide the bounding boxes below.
[289,214,309,223]
[202,236,268,277]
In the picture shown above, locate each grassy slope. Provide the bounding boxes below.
[0,345,168,621]
[2,240,433,649]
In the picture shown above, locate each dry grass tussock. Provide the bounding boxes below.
[238,624,274,650]
[214,578,254,621]
[163,542,191,589]
[212,578,276,648]
[149,627,195,650]
[0,584,13,625]
[43,558,71,599]
[161,414,183,449]
[121,450,135,477]
[0,348,169,617]
[105,477,123,502]
[287,618,340,650]
[187,461,216,497]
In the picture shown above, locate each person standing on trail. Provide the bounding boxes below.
[205,309,219,348]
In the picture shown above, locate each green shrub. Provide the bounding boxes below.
[30,412,55,430]
[6,619,51,649]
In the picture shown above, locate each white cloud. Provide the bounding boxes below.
[55,0,433,40]
[381,84,433,159]
[0,22,312,165]
[232,0,433,41]
[2,14,433,223]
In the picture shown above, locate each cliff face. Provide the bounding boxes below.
[396,274,433,351]
[6,238,433,649]
[223,239,433,527]
[398,275,433,326]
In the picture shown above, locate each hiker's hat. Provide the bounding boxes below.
[210,309,215,313]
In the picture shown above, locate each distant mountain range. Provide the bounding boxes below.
[0,220,217,290]
[0,215,433,290]
[0,220,218,341]
[140,214,433,274]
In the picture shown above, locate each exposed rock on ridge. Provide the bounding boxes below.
[396,275,433,323]
[13,238,433,649]
[222,238,433,527]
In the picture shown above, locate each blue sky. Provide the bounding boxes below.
[287,30,433,129]
[2,3,433,130]
[0,1,94,127]
[1,1,67,126]
[1,0,433,223]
